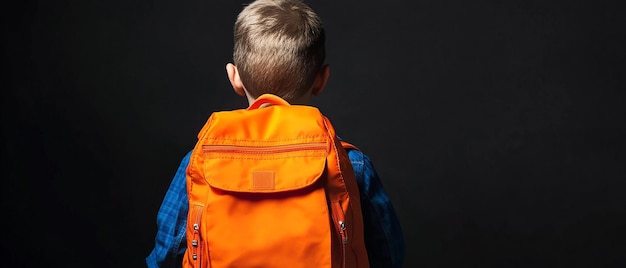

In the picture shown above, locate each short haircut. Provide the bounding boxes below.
[233,0,326,100]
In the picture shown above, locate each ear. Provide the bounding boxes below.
[226,63,246,96]
[311,64,330,96]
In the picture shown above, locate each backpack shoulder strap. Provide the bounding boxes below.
[247,94,290,110]
[340,141,361,151]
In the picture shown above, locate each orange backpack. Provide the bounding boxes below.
[182,94,369,268]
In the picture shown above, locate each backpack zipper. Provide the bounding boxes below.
[339,220,347,268]
[191,204,204,267]
[331,202,347,268]
[202,141,327,154]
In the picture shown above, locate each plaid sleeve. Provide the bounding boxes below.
[146,150,192,268]
[348,149,405,268]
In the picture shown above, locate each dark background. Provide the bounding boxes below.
[3,0,625,267]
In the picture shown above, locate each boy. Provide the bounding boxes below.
[146,0,404,267]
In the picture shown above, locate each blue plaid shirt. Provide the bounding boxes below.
[146,147,405,268]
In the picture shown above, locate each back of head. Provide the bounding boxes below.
[233,0,326,101]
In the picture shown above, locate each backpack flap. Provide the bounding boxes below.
[201,138,330,193]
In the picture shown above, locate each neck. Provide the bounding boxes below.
[246,93,312,106]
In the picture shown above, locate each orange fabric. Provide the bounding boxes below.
[182,94,369,268]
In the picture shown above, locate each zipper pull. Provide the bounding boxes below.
[192,223,200,259]
[339,220,348,244]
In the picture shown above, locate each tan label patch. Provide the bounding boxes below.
[252,171,275,190]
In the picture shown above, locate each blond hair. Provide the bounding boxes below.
[233,0,326,101]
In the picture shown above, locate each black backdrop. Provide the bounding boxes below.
[3,0,625,267]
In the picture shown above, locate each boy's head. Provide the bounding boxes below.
[226,0,329,105]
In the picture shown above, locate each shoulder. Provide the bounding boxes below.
[346,147,365,165]
[337,137,371,165]
[344,144,377,174]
